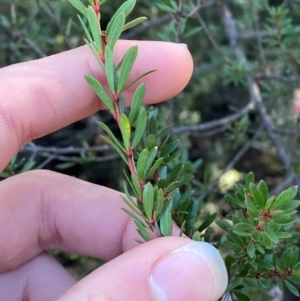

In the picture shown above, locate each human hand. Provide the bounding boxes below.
[0,41,228,301]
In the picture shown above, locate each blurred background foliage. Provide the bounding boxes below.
[1,0,300,299]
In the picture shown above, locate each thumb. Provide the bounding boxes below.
[56,237,228,301]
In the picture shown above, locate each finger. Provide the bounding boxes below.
[0,170,150,272]
[0,252,75,301]
[0,41,192,170]
[57,238,228,301]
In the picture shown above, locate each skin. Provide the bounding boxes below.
[0,40,225,301]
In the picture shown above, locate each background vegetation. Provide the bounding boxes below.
[1,0,300,300]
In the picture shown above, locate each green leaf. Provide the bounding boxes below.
[245,171,255,191]
[192,231,201,241]
[148,135,158,151]
[129,84,145,124]
[134,218,152,241]
[145,146,158,176]
[183,26,202,38]
[258,180,268,204]
[121,196,144,218]
[154,188,165,219]
[227,277,243,291]
[113,0,136,18]
[132,108,147,148]
[85,75,114,112]
[224,194,242,208]
[78,15,93,43]
[149,116,158,135]
[247,243,255,258]
[117,46,138,92]
[97,121,124,151]
[160,200,172,236]
[106,12,125,50]
[261,232,272,248]
[161,139,180,157]
[215,220,233,232]
[120,114,131,149]
[104,45,115,93]
[143,182,154,220]
[146,157,164,179]
[123,69,157,90]
[87,6,102,53]
[274,186,298,208]
[265,196,276,211]
[69,0,87,16]
[137,148,149,179]
[157,3,176,13]
[100,136,127,163]
[85,39,104,71]
[122,207,141,221]
[122,17,147,32]
[222,240,242,252]
[284,280,299,297]
[131,174,142,199]
[197,213,217,232]
[244,193,260,217]
[249,183,264,209]
[264,223,279,243]
[234,223,253,234]
[232,290,251,301]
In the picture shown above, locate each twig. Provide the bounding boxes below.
[219,4,293,170]
[44,0,74,49]
[170,100,255,134]
[190,1,223,54]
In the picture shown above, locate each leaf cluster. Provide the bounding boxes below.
[217,172,300,300]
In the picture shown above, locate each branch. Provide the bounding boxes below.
[219,4,293,170]
[170,100,255,134]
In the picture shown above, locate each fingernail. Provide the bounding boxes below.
[178,43,188,48]
[149,242,228,301]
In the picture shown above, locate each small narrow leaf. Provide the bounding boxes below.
[87,6,102,53]
[274,186,298,208]
[131,174,142,199]
[123,69,157,90]
[247,243,255,258]
[149,116,158,135]
[145,146,158,176]
[197,213,217,232]
[143,182,154,220]
[106,12,125,49]
[96,121,124,151]
[78,15,93,43]
[146,157,164,179]
[134,218,152,241]
[104,45,115,93]
[85,75,114,112]
[249,183,264,209]
[69,0,87,16]
[100,136,127,163]
[258,180,268,204]
[154,188,165,218]
[112,0,136,19]
[129,84,145,124]
[245,171,255,191]
[120,114,131,149]
[122,17,147,32]
[161,139,180,157]
[132,108,147,148]
[117,46,138,92]
[137,149,149,179]
[160,200,173,236]
[284,280,299,297]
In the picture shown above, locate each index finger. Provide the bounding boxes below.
[0,41,193,170]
